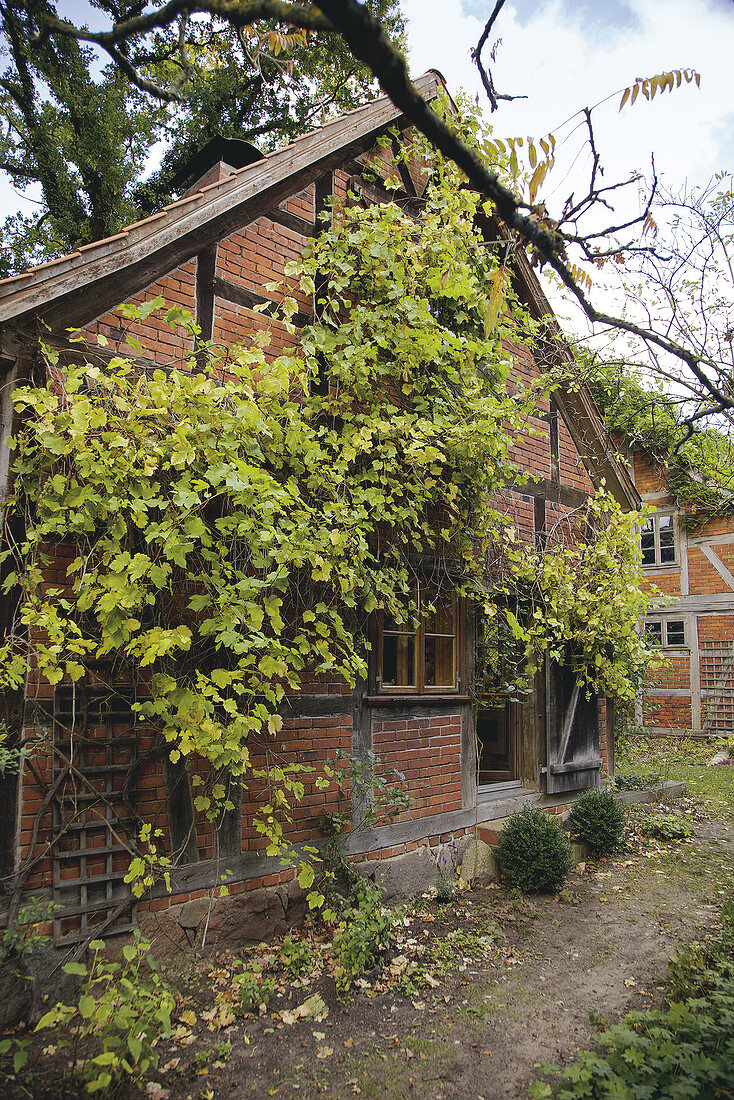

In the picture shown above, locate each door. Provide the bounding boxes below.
[545,659,602,794]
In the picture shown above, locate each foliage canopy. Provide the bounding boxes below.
[0,0,404,275]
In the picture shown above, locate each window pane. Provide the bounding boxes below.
[666,620,685,646]
[382,634,415,687]
[423,589,455,635]
[659,519,675,563]
[640,520,655,565]
[425,635,455,687]
[645,622,663,646]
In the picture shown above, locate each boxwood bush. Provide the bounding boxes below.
[568,788,625,854]
[496,806,571,894]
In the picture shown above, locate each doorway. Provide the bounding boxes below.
[476,698,521,785]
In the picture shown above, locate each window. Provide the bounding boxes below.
[377,584,459,693]
[640,513,676,566]
[645,619,686,648]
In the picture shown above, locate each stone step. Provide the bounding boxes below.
[477,818,514,847]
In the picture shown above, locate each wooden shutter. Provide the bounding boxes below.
[545,658,602,794]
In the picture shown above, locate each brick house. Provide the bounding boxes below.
[633,447,734,738]
[0,72,638,944]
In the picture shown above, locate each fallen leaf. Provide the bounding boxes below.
[316,1045,334,1059]
[344,1037,354,1048]
[313,1031,326,1041]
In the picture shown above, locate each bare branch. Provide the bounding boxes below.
[470,0,526,113]
[38,0,333,47]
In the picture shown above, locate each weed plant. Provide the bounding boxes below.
[234,967,277,1014]
[332,873,396,991]
[638,806,694,841]
[279,934,314,979]
[26,932,173,1095]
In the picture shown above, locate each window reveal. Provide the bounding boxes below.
[378,585,458,692]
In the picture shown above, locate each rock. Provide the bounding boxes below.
[0,956,33,1030]
[363,846,437,900]
[708,751,733,766]
[205,888,287,948]
[460,839,499,886]
[280,880,309,928]
[570,841,589,865]
[178,898,212,930]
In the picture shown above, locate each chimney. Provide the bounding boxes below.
[170,135,265,197]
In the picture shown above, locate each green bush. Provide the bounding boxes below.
[496,807,571,894]
[568,788,625,854]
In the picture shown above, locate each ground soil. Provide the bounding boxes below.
[9,803,734,1100]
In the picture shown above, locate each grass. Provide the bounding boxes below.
[615,734,734,810]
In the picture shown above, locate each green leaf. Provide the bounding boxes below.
[63,961,88,976]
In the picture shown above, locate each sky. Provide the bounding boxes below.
[2,0,733,265]
[403,0,734,210]
[402,0,734,363]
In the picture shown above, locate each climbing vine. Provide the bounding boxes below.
[586,363,734,524]
[490,490,664,701]
[0,127,658,889]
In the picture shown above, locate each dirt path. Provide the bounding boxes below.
[12,810,734,1100]
[147,811,732,1100]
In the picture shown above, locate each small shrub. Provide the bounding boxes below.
[568,788,625,854]
[496,807,571,894]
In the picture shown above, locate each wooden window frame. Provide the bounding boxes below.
[375,584,462,695]
[640,512,677,568]
[645,618,687,649]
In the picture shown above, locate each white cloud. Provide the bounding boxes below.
[403,0,734,196]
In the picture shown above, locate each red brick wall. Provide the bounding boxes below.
[372,714,463,819]
[10,128,622,935]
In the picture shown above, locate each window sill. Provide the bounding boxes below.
[363,694,471,706]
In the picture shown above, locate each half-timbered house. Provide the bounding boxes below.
[633,447,734,739]
[0,72,638,944]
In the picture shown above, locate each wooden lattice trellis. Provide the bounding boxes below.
[52,687,138,945]
[700,640,734,736]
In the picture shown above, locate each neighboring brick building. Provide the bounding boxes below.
[634,447,734,738]
[0,72,638,944]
